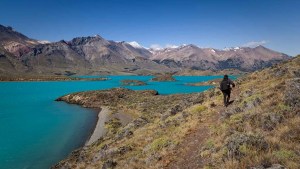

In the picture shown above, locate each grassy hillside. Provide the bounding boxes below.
[54,56,299,169]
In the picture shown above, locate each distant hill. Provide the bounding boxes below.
[150,44,290,71]
[0,25,169,76]
[0,24,291,76]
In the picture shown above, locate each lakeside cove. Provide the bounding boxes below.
[0,75,223,169]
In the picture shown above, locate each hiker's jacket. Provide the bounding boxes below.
[220,78,235,91]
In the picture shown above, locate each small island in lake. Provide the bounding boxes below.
[186,78,222,87]
[120,79,147,86]
[151,73,176,81]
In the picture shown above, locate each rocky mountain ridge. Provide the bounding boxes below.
[0,24,291,75]
[150,44,289,71]
[0,25,168,75]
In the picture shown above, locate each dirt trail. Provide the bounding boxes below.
[165,125,210,169]
[165,88,240,169]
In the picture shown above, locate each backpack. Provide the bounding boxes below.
[220,80,230,91]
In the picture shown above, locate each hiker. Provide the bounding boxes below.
[220,75,235,107]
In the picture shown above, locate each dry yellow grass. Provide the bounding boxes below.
[54,56,300,169]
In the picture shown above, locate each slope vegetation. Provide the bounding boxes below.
[54,55,299,169]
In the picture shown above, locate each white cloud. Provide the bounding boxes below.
[150,43,180,50]
[149,44,162,50]
[38,40,51,44]
[165,44,179,48]
[242,40,268,47]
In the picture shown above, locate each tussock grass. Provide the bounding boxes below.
[55,56,300,169]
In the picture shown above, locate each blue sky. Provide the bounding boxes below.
[1,0,299,55]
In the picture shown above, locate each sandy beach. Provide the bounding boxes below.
[85,106,110,146]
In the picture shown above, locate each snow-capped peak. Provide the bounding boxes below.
[38,40,51,44]
[181,44,187,47]
[127,41,143,48]
[223,46,241,51]
[149,43,195,52]
[223,47,231,51]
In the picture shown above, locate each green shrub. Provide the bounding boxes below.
[105,118,122,134]
[192,105,207,114]
[150,137,170,151]
[273,149,296,161]
[278,103,291,111]
[205,139,215,149]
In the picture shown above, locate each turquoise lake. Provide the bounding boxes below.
[0,75,225,169]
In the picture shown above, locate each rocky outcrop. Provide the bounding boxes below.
[3,41,32,57]
[0,25,38,58]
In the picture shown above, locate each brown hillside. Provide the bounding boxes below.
[54,56,299,169]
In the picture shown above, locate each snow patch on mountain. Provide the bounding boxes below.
[127,41,143,48]
[38,40,51,44]
[223,47,241,51]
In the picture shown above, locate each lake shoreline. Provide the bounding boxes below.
[1,75,226,169]
[52,87,207,169]
[85,107,110,146]
[0,76,108,82]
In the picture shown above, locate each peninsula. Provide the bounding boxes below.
[54,56,300,169]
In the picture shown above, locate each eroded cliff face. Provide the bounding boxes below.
[53,56,299,169]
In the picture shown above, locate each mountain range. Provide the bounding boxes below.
[0,24,290,76]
